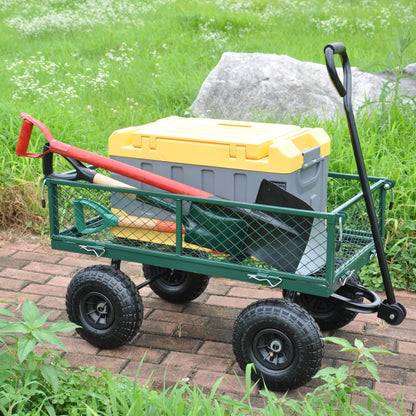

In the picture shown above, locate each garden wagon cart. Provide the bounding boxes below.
[16,43,406,391]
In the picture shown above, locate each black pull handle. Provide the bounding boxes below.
[324,42,400,309]
[324,42,350,98]
[325,41,346,54]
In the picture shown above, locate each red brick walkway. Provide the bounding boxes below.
[1,237,415,413]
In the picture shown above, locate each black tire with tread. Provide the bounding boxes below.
[143,264,210,304]
[232,298,324,392]
[66,265,142,349]
[283,273,363,331]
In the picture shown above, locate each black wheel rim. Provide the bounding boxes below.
[159,270,187,288]
[252,328,295,371]
[80,291,115,330]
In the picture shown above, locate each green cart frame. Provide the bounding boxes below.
[43,171,391,391]
[47,172,392,299]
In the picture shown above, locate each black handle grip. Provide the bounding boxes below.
[325,42,346,54]
[324,42,350,98]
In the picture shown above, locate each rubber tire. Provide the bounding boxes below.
[232,298,324,392]
[283,273,363,331]
[66,265,143,349]
[143,264,210,304]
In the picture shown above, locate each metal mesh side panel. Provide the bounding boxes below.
[49,175,387,279]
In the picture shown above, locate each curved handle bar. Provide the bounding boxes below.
[324,42,350,99]
[16,119,44,158]
[323,42,399,307]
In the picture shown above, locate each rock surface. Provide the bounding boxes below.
[189,52,416,121]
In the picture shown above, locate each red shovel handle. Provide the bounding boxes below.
[17,113,212,198]
[16,117,52,158]
[16,119,33,157]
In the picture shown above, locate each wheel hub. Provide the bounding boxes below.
[96,302,107,314]
[252,328,295,371]
[161,269,186,287]
[80,292,115,330]
[270,339,283,353]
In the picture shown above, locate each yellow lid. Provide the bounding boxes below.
[108,116,330,174]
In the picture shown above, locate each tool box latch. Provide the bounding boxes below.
[302,146,322,169]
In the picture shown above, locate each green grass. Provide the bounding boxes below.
[0,300,404,415]
[0,0,415,287]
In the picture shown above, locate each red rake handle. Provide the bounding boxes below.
[17,113,212,198]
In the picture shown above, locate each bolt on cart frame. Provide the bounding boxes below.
[15,43,406,391]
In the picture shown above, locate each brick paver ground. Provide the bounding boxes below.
[1,236,415,413]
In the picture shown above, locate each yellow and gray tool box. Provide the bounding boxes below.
[108,116,330,211]
[108,117,330,274]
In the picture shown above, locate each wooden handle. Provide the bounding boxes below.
[92,172,135,188]
[117,216,183,234]
[92,174,183,234]
[92,172,137,199]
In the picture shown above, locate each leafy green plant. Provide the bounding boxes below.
[0,300,116,415]
[0,300,76,413]
[260,337,402,415]
[378,28,416,110]
[310,337,400,414]
[0,300,406,415]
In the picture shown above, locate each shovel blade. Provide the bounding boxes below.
[135,194,250,259]
[136,185,314,271]
[242,180,315,272]
[184,203,248,259]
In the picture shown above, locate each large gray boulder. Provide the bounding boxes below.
[189,52,416,122]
